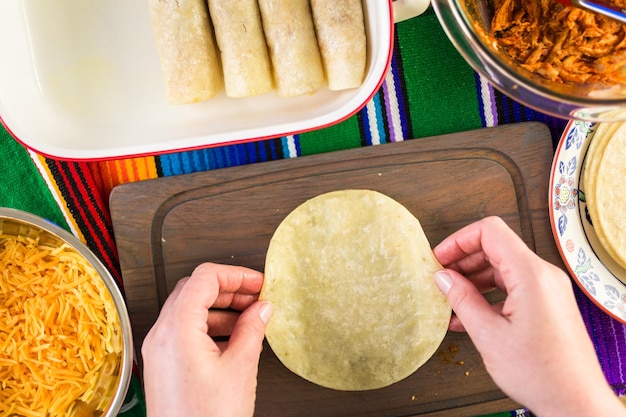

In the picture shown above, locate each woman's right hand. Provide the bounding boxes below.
[432,216,625,416]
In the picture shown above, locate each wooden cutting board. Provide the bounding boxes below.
[110,122,560,417]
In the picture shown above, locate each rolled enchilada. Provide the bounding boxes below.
[310,0,366,90]
[207,0,273,97]
[149,0,222,104]
[258,0,325,97]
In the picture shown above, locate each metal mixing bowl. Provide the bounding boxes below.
[432,0,626,121]
[0,208,133,417]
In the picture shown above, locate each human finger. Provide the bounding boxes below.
[212,292,260,311]
[440,249,489,274]
[152,263,251,339]
[159,264,263,316]
[173,263,263,320]
[444,261,501,294]
[192,263,264,296]
[145,276,192,336]
[434,269,504,340]
[435,217,526,266]
[433,224,484,266]
[224,300,273,362]
[448,301,505,332]
[141,274,222,358]
[207,309,241,336]
[434,242,488,271]
[435,217,535,292]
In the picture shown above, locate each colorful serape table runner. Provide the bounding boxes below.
[1,8,625,417]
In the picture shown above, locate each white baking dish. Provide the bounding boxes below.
[0,0,427,160]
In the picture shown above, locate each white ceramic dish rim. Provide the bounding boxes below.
[0,0,428,161]
[549,120,626,324]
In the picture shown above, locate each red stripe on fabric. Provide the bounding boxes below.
[87,162,107,201]
[119,160,131,184]
[68,161,122,280]
[130,159,140,181]
[48,159,123,287]
[91,161,117,198]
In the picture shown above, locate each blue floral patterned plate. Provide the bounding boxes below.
[550,120,626,323]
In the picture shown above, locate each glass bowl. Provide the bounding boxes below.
[432,0,626,121]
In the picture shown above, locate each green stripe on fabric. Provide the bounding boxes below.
[0,127,68,230]
[396,11,482,138]
[298,112,362,156]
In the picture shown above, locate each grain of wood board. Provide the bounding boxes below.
[111,122,559,417]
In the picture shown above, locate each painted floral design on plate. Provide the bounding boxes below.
[550,120,626,323]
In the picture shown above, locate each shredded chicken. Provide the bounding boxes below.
[489,0,626,85]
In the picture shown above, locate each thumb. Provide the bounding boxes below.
[434,269,502,339]
[225,301,273,362]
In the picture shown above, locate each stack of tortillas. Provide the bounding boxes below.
[260,190,451,391]
[584,121,626,270]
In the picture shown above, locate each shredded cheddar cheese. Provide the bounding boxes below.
[0,234,122,417]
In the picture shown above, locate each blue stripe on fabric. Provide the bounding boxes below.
[160,152,183,176]
[487,85,567,148]
[261,140,272,161]
[388,28,414,140]
[360,92,386,146]
[293,135,302,157]
[244,142,255,162]
[390,55,410,140]
[191,150,202,172]
[280,137,291,158]
[270,139,281,160]
[159,138,291,176]
[372,92,387,144]
[281,135,301,158]
[359,105,373,146]
[500,95,515,124]
[266,140,275,160]
[512,100,528,123]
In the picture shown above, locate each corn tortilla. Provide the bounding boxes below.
[261,190,451,391]
[585,122,626,270]
[584,122,620,198]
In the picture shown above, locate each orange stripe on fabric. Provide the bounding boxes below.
[89,157,158,199]
[115,161,125,181]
